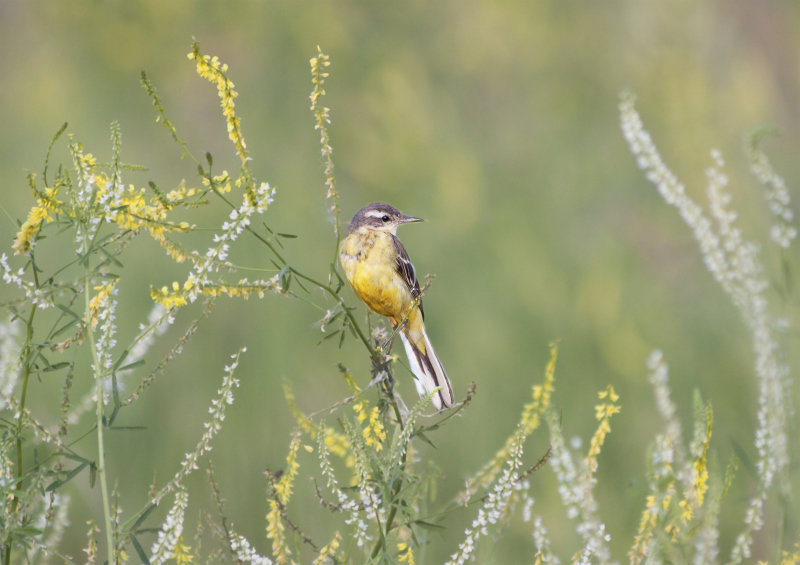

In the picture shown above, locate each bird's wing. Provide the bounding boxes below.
[391,234,424,319]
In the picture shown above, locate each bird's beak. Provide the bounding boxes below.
[400,214,423,224]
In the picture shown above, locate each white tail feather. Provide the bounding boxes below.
[399,329,454,410]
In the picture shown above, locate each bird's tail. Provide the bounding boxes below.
[399,328,454,410]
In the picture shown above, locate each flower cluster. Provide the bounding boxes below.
[546,408,612,563]
[0,316,20,408]
[353,399,386,452]
[631,348,717,561]
[152,180,278,310]
[313,531,342,565]
[316,425,371,550]
[188,42,248,164]
[586,386,620,476]
[447,423,529,565]
[748,131,796,248]
[152,348,244,506]
[11,187,61,255]
[150,486,189,565]
[88,281,118,378]
[460,342,556,503]
[309,46,340,229]
[530,515,559,565]
[620,92,791,563]
[397,540,415,564]
[449,345,559,563]
[344,417,383,547]
[229,533,274,565]
[266,433,301,563]
[126,303,173,368]
[1,252,55,309]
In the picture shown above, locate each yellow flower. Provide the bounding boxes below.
[313,531,341,565]
[266,503,289,564]
[398,541,415,564]
[202,171,232,193]
[586,385,620,474]
[12,187,62,255]
[87,282,117,329]
[363,406,386,451]
[188,44,248,164]
[150,283,188,309]
[267,434,301,564]
[693,404,713,507]
[324,428,351,461]
[172,536,194,564]
[476,342,558,489]
[274,435,301,505]
[166,182,200,202]
[352,400,386,452]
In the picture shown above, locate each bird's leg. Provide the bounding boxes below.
[380,334,396,354]
[380,319,407,353]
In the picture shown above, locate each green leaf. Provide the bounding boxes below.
[729,438,757,480]
[106,371,121,427]
[119,359,146,372]
[412,519,445,531]
[321,329,342,341]
[412,423,441,437]
[129,533,150,564]
[98,244,124,267]
[112,349,130,372]
[414,431,437,449]
[42,121,68,187]
[132,503,158,531]
[10,526,43,539]
[51,320,78,339]
[43,361,71,372]
[56,304,81,320]
[46,460,89,491]
[330,263,345,293]
[278,265,291,290]
[63,452,91,463]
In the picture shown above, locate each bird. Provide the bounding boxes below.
[339,202,454,410]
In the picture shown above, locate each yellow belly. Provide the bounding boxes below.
[340,232,415,323]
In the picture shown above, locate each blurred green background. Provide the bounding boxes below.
[2,0,799,561]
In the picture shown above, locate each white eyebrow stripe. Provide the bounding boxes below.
[365,209,388,218]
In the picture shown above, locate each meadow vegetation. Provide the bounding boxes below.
[1,41,798,564]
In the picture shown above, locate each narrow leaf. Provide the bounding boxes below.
[129,533,150,564]
[46,461,89,491]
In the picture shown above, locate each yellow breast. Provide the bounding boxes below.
[340,230,414,322]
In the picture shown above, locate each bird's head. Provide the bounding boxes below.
[348,202,423,235]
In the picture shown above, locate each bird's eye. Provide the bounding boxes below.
[381,215,390,222]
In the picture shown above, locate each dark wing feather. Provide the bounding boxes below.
[391,234,424,319]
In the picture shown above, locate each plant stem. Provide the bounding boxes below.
[369,366,407,561]
[2,261,41,565]
[84,268,115,563]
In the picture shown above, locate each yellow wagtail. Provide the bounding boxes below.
[340,202,454,410]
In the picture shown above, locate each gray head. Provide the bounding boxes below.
[347,202,423,234]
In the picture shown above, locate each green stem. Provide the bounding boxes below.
[2,305,37,565]
[369,361,407,561]
[3,255,44,565]
[209,180,379,362]
[84,268,115,563]
[290,268,376,357]
[370,448,407,561]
